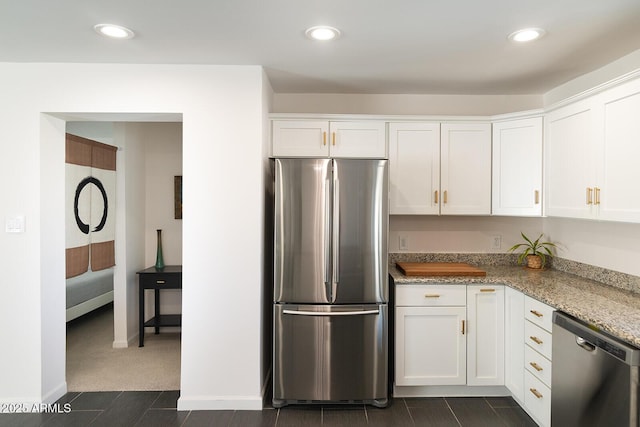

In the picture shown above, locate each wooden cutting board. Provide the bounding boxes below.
[396,262,486,277]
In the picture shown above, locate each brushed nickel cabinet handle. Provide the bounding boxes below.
[529,362,543,372]
[530,388,543,399]
[530,336,543,345]
[530,309,543,318]
[156,280,165,284]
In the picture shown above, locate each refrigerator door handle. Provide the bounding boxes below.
[332,176,340,302]
[282,309,380,317]
[323,178,332,291]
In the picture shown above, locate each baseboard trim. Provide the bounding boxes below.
[42,381,67,405]
[177,395,263,411]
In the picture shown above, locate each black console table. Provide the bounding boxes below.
[137,265,182,347]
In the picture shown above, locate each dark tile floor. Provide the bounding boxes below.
[0,391,537,427]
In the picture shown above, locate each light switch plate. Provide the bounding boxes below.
[6,215,25,233]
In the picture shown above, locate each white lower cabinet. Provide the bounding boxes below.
[395,305,467,386]
[395,284,554,426]
[504,287,525,402]
[394,284,504,388]
[504,292,554,427]
[466,285,505,386]
[524,371,552,427]
[395,285,467,386]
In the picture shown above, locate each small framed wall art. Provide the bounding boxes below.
[174,176,182,219]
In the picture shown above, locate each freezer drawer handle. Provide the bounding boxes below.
[282,309,379,317]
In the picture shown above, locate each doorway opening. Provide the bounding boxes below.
[63,119,183,391]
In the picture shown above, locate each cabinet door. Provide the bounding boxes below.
[545,100,597,219]
[329,121,386,158]
[395,306,466,386]
[492,118,543,216]
[598,79,640,222]
[504,287,525,403]
[388,122,440,214]
[272,120,329,157]
[440,123,492,214]
[466,285,505,386]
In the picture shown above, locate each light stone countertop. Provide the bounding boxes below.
[390,263,640,349]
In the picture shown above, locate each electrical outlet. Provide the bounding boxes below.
[491,235,502,249]
[399,234,409,251]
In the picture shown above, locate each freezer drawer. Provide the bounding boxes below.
[273,304,388,407]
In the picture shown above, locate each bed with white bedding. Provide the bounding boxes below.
[66,268,114,321]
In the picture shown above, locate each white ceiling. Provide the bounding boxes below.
[3,0,640,94]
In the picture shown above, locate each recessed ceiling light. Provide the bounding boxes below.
[94,24,135,39]
[508,28,546,43]
[305,26,341,41]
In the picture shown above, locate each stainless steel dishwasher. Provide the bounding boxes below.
[552,311,640,426]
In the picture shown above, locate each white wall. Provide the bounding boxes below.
[272,93,543,116]
[143,122,183,317]
[0,63,267,410]
[390,216,544,253]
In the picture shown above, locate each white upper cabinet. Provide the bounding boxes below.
[597,79,640,222]
[388,122,491,215]
[388,123,440,214]
[272,120,386,158]
[492,117,543,216]
[441,123,492,215]
[545,99,598,219]
[545,77,640,222]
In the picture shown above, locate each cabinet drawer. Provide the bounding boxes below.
[525,320,552,360]
[395,285,466,307]
[524,344,552,388]
[524,296,554,332]
[138,273,182,287]
[524,370,551,427]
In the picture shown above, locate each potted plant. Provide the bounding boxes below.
[508,232,557,269]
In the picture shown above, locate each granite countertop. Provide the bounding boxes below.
[390,263,640,349]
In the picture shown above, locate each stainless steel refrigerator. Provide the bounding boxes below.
[272,158,388,408]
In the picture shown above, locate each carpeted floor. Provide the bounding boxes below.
[66,303,181,391]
